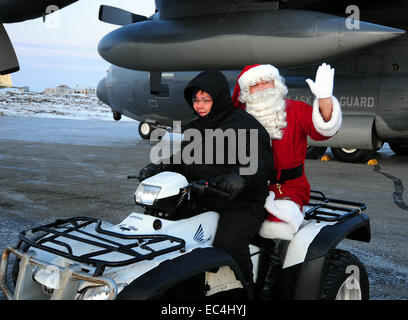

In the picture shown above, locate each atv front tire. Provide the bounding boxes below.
[321,249,369,300]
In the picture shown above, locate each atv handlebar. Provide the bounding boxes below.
[127,174,230,198]
[187,180,230,198]
[127,175,141,181]
[128,173,230,214]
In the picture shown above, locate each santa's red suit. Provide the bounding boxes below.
[232,64,342,240]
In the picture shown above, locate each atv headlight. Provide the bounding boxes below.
[33,265,61,289]
[135,184,161,206]
[78,283,126,300]
[79,285,111,300]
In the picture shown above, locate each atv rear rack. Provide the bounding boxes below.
[16,217,186,276]
[305,190,367,222]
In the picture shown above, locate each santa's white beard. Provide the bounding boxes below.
[245,87,287,140]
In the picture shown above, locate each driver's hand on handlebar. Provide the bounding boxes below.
[210,172,246,200]
[139,163,163,181]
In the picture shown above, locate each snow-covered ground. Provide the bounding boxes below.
[0,89,133,122]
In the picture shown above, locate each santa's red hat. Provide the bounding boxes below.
[232,64,282,109]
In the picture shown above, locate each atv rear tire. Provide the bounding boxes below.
[321,249,369,300]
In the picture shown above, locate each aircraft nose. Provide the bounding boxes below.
[96,77,109,105]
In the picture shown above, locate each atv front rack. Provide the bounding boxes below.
[305,190,367,222]
[16,217,186,276]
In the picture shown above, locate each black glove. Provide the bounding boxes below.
[138,163,163,181]
[211,172,246,200]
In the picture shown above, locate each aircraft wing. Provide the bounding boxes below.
[155,0,283,19]
[280,0,408,28]
[0,0,78,23]
[155,0,407,29]
[153,0,345,19]
[0,0,79,74]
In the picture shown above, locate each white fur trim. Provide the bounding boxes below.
[264,192,304,232]
[238,65,280,90]
[259,220,295,240]
[264,191,277,212]
[312,96,342,137]
[238,65,282,103]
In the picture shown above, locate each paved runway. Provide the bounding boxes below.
[0,117,407,300]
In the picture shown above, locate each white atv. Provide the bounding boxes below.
[0,171,370,300]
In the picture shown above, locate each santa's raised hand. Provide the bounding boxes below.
[305,63,335,99]
[305,63,342,136]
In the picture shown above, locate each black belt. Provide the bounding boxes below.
[270,164,304,183]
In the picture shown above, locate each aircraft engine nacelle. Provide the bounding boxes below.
[98,9,404,71]
[308,115,379,150]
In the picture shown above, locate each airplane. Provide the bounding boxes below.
[97,67,243,138]
[1,0,408,162]
[96,0,408,162]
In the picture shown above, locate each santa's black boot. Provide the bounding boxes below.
[258,239,289,300]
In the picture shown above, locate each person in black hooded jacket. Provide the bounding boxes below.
[139,70,274,288]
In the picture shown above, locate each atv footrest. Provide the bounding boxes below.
[305,190,367,222]
[17,217,186,276]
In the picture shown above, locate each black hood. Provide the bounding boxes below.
[184,70,234,130]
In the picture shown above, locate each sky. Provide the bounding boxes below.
[4,0,156,92]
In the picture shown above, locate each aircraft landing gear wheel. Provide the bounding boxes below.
[113,111,121,121]
[331,147,373,163]
[321,249,369,300]
[389,143,408,156]
[138,122,152,140]
[306,146,327,159]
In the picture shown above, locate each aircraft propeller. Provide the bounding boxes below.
[98,5,149,26]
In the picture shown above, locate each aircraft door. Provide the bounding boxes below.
[145,72,172,100]
[143,73,173,123]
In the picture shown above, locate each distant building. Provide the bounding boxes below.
[70,85,96,96]
[44,85,69,96]
[19,86,30,92]
[56,85,71,96]
[44,88,56,95]
[44,84,96,97]
[0,74,12,89]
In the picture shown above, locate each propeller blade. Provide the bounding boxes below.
[0,24,19,75]
[99,5,148,26]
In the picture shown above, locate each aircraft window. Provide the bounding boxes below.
[162,73,175,80]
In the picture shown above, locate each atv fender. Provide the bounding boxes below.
[117,247,246,300]
[284,213,370,300]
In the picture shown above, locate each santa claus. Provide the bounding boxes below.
[232,63,342,241]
